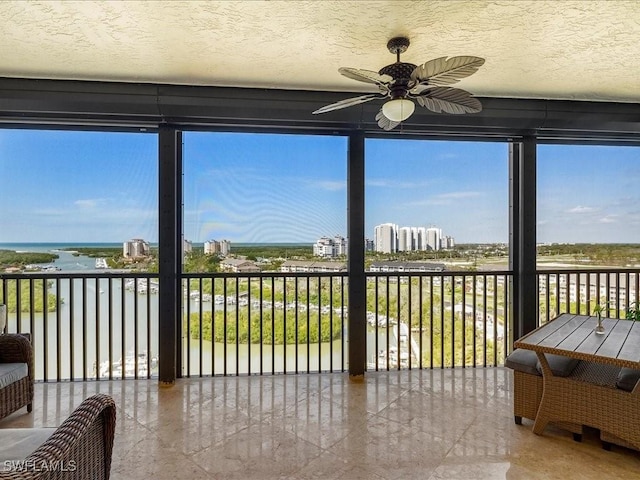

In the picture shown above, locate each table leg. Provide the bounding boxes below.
[533,351,553,435]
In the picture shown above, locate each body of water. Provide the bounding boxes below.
[0,243,124,272]
[2,243,402,379]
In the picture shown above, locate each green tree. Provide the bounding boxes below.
[1,279,59,313]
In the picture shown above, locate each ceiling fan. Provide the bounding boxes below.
[312,37,485,130]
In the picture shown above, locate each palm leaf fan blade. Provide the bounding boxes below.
[375,109,400,130]
[415,95,443,113]
[410,56,485,86]
[312,94,379,114]
[338,67,393,85]
[415,87,482,114]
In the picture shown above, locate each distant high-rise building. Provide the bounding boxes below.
[365,238,374,252]
[398,227,411,251]
[204,240,217,255]
[204,239,231,256]
[183,239,192,254]
[426,227,442,251]
[373,223,453,253]
[313,237,333,257]
[417,227,427,250]
[374,223,397,253]
[334,235,348,256]
[123,238,150,259]
[220,240,231,255]
[313,236,347,258]
[442,236,455,249]
[182,239,193,263]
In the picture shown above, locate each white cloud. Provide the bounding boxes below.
[420,199,449,206]
[74,198,107,208]
[419,191,483,205]
[313,180,345,191]
[366,179,434,189]
[567,206,596,214]
[435,191,482,200]
[598,215,618,224]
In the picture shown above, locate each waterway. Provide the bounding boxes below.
[2,244,401,379]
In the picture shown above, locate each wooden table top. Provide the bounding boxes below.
[514,313,640,369]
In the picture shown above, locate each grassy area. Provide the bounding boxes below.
[0,278,59,313]
[231,245,314,260]
[0,249,58,267]
[62,247,122,258]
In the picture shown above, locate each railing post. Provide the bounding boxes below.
[158,126,182,385]
[348,132,366,377]
[510,136,538,341]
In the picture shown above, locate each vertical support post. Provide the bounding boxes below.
[348,132,366,377]
[175,131,183,377]
[158,126,181,385]
[513,136,538,340]
[508,142,520,346]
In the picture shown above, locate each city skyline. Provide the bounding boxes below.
[373,223,453,254]
[1,129,639,244]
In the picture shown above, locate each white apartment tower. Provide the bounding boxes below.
[442,235,455,249]
[220,240,231,255]
[397,227,412,251]
[123,238,150,259]
[334,235,348,256]
[204,239,231,256]
[204,240,217,255]
[313,236,347,258]
[417,227,427,250]
[374,223,453,253]
[426,227,442,251]
[374,223,397,253]
[313,237,334,257]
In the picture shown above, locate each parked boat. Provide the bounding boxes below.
[96,351,158,378]
[375,347,409,369]
[95,258,109,269]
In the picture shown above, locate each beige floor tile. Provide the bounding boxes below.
[1,368,639,479]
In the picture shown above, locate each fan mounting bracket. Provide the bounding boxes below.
[387,37,410,55]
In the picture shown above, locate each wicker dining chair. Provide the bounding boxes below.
[0,334,34,420]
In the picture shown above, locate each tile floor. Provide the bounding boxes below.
[1,368,639,479]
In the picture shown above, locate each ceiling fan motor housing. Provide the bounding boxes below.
[379,62,417,99]
[378,62,416,80]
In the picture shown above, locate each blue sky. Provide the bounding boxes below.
[1,129,639,244]
[365,138,507,244]
[183,133,348,243]
[0,130,158,243]
[538,144,640,243]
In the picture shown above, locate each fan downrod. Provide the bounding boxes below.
[387,37,410,55]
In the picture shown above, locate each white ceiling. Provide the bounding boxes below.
[1,0,639,103]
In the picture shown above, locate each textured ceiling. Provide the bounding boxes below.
[1,0,639,102]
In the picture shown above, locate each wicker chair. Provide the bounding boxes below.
[507,349,584,440]
[0,334,34,420]
[0,394,117,479]
[600,367,640,451]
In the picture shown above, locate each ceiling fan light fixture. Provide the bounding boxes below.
[382,98,415,122]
